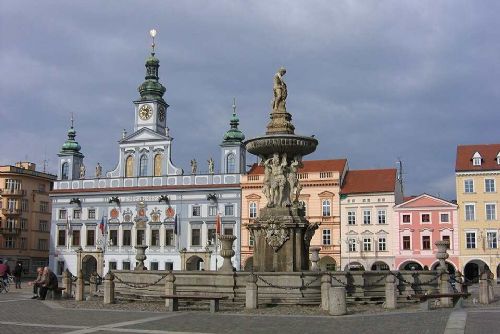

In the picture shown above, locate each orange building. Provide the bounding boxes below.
[0,162,56,273]
[240,159,347,271]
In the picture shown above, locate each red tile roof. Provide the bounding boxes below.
[456,144,500,172]
[341,169,397,194]
[247,159,347,175]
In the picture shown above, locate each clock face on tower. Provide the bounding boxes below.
[158,105,166,122]
[139,104,153,120]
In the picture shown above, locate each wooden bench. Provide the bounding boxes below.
[410,293,470,310]
[47,287,66,300]
[164,294,228,313]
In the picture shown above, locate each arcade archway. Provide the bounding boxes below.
[243,257,253,271]
[82,255,97,281]
[464,259,488,283]
[319,256,337,271]
[186,255,205,271]
[371,261,390,271]
[399,260,423,271]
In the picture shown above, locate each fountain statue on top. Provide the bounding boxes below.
[245,67,319,272]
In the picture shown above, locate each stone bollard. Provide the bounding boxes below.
[487,270,494,302]
[328,286,347,316]
[384,274,398,309]
[165,271,177,310]
[103,272,115,304]
[439,271,453,307]
[75,270,84,302]
[321,274,332,311]
[479,271,490,304]
[62,269,73,299]
[245,274,258,309]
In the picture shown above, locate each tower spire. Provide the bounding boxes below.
[137,29,166,102]
[223,98,245,143]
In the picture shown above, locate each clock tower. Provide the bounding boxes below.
[133,29,168,135]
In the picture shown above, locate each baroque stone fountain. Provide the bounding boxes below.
[245,67,319,272]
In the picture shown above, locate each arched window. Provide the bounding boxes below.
[226,153,236,173]
[154,154,162,177]
[249,202,257,218]
[125,156,134,177]
[61,162,69,180]
[139,154,148,177]
[322,199,331,217]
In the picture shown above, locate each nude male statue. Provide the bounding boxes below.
[272,67,287,112]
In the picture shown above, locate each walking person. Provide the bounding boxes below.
[14,261,23,289]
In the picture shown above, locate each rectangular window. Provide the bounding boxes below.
[322,229,331,245]
[377,210,386,224]
[40,201,49,213]
[136,230,145,246]
[363,238,371,252]
[249,203,257,218]
[363,210,371,225]
[487,231,498,249]
[109,230,118,246]
[208,205,217,217]
[58,229,66,246]
[109,262,117,270]
[191,228,201,246]
[440,213,449,223]
[225,204,234,216]
[122,261,131,270]
[465,204,475,221]
[192,205,201,217]
[4,237,15,248]
[21,199,29,212]
[151,229,160,246]
[20,218,27,230]
[20,237,27,250]
[402,214,411,223]
[57,261,65,275]
[485,179,496,193]
[38,239,48,250]
[442,235,451,249]
[378,237,386,251]
[123,230,131,246]
[466,232,476,249]
[464,179,474,193]
[486,204,496,220]
[72,230,80,246]
[223,227,233,236]
[249,234,255,247]
[73,209,81,219]
[86,229,95,246]
[422,236,431,250]
[39,220,48,232]
[421,213,430,223]
[348,239,356,252]
[59,209,67,220]
[347,211,356,225]
[165,229,174,246]
[165,262,174,271]
[322,200,331,217]
[403,236,411,250]
[208,228,216,244]
[150,262,159,270]
[88,209,96,220]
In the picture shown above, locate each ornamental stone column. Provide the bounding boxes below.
[218,235,237,272]
[321,274,331,311]
[135,245,148,270]
[384,274,397,309]
[165,272,177,310]
[245,274,258,309]
[439,271,453,307]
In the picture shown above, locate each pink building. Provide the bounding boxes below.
[394,194,459,272]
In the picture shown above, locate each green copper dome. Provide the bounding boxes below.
[60,125,82,155]
[138,52,166,102]
[223,109,245,143]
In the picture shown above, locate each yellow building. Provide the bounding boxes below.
[240,159,347,271]
[0,162,56,273]
[455,144,500,281]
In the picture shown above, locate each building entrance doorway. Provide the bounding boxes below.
[82,255,97,281]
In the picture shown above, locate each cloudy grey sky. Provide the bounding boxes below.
[1,1,499,199]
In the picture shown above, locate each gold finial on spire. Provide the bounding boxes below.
[232,97,236,115]
[149,29,157,54]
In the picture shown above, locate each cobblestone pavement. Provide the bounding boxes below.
[0,283,499,334]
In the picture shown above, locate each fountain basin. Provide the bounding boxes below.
[245,134,318,157]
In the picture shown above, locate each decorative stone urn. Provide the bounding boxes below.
[435,240,450,272]
[218,235,237,272]
[134,245,148,270]
[245,67,318,272]
[310,247,321,271]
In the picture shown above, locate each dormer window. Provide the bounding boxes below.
[472,152,482,166]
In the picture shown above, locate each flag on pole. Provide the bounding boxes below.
[99,216,105,235]
[215,214,221,235]
[173,214,178,235]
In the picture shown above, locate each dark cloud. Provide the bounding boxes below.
[1,1,499,200]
